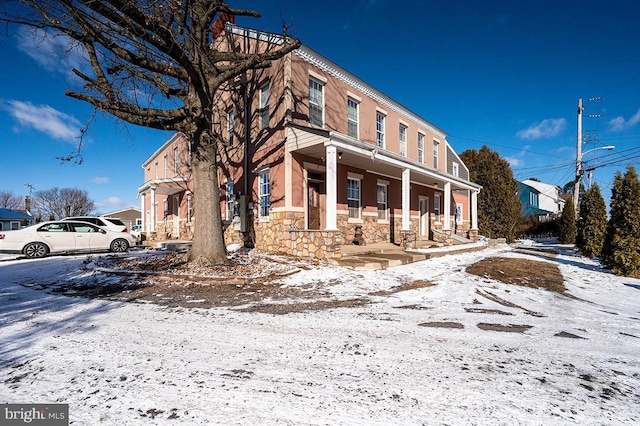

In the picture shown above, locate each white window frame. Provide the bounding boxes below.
[452,162,459,177]
[258,170,270,219]
[259,83,270,129]
[163,155,168,178]
[226,179,235,221]
[376,112,385,149]
[399,123,407,157]
[309,78,324,127]
[174,147,179,174]
[434,194,441,222]
[433,140,439,168]
[347,177,361,219]
[417,133,424,163]
[347,98,359,139]
[227,108,234,144]
[455,204,463,224]
[377,183,388,221]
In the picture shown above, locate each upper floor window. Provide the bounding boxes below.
[309,78,324,127]
[377,183,388,220]
[154,162,158,179]
[347,178,361,219]
[433,140,439,168]
[417,133,424,163]
[399,124,407,157]
[259,170,270,219]
[164,155,168,178]
[376,112,385,149]
[452,162,459,177]
[174,147,179,174]
[529,191,539,207]
[259,83,270,129]
[347,98,359,138]
[227,108,234,145]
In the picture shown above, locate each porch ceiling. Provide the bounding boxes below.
[138,178,189,196]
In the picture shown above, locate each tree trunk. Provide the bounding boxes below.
[187,132,227,264]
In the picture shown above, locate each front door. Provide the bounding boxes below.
[419,197,429,238]
[308,181,321,230]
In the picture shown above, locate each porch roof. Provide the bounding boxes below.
[286,125,481,192]
[137,177,189,196]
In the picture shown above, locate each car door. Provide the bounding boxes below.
[68,222,110,252]
[37,222,76,252]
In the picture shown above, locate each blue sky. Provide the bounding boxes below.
[1,0,639,212]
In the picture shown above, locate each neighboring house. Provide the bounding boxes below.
[0,208,34,231]
[102,208,142,232]
[138,22,481,259]
[518,179,565,221]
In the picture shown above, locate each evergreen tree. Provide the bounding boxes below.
[460,146,522,243]
[602,166,640,277]
[557,200,576,244]
[576,184,607,258]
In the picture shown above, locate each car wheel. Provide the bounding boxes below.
[110,238,129,253]
[23,242,49,258]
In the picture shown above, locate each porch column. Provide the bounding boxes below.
[140,193,145,232]
[150,186,157,232]
[471,190,479,230]
[443,182,451,231]
[325,145,338,230]
[402,168,410,231]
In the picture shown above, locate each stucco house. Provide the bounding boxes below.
[138,22,481,259]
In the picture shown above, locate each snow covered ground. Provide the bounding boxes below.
[1,241,639,425]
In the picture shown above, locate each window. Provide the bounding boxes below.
[529,191,539,207]
[174,147,179,174]
[455,204,463,224]
[418,133,424,163]
[377,184,388,220]
[154,162,158,179]
[452,162,459,177]
[399,124,407,157]
[259,83,269,129]
[347,178,361,219]
[376,112,385,148]
[11,222,20,230]
[227,108,234,144]
[164,155,168,178]
[433,141,439,168]
[187,193,193,223]
[309,79,324,127]
[347,98,359,138]
[434,194,441,222]
[226,180,235,220]
[259,170,270,219]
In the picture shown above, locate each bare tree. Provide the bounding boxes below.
[0,190,23,209]
[0,1,300,264]
[33,187,95,220]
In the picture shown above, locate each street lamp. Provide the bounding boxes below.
[573,145,615,213]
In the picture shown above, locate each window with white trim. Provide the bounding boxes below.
[434,194,441,222]
[399,124,407,157]
[227,108,234,145]
[309,78,324,127]
[529,191,538,207]
[174,147,179,174]
[347,98,359,138]
[455,204,463,224]
[259,170,270,219]
[376,112,385,148]
[377,184,388,220]
[433,140,439,168]
[164,155,168,178]
[226,179,235,220]
[452,162,459,177]
[347,178,361,219]
[259,83,270,129]
[418,133,424,163]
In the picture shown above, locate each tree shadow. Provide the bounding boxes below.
[0,257,121,367]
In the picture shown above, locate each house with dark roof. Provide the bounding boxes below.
[0,208,34,231]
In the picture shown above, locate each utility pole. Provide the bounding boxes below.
[573,98,583,217]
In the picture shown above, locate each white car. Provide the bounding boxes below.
[129,225,142,243]
[0,220,136,258]
[62,216,128,232]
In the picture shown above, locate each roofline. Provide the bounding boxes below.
[142,132,185,168]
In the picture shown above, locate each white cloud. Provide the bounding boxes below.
[517,118,566,140]
[608,108,640,132]
[16,26,88,76]
[93,177,110,184]
[3,100,83,142]
[506,157,524,167]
